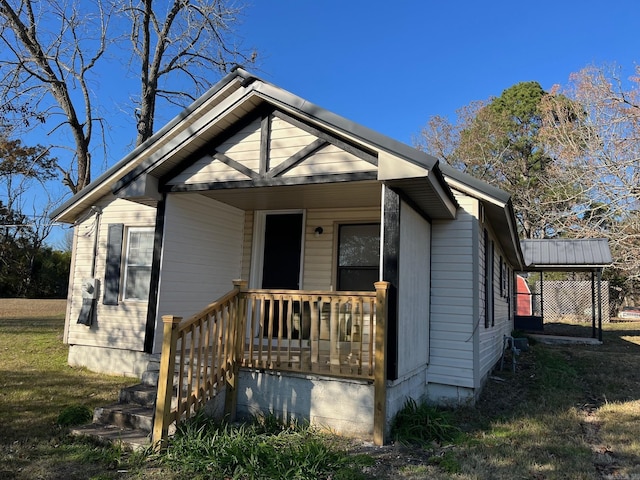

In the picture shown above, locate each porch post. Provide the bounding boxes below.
[225,280,247,419]
[373,281,389,446]
[152,315,182,448]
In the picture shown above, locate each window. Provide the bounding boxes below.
[484,228,494,327]
[123,227,154,301]
[337,223,380,291]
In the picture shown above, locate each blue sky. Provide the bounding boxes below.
[18,0,640,245]
[233,0,639,146]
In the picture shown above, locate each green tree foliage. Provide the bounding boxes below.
[418,81,585,239]
[0,202,70,297]
[0,132,69,297]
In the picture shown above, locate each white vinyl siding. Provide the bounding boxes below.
[397,201,430,377]
[269,116,317,169]
[154,193,244,352]
[428,192,477,389]
[65,195,157,351]
[478,224,513,382]
[282,143,374,177]
[303,207,380,290]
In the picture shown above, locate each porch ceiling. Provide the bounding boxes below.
[194,180,382,211]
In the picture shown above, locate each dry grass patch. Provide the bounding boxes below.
[1,302,640,479]
[0,298,67,319]
[597,400,640,477]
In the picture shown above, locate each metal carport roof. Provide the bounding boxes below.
[520,238,612,271]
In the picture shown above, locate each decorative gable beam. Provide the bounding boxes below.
[162,106,380,191]
[267,138,329,178]
[212,151,260,180]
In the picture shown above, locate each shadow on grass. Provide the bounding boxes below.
[446,322,640,478]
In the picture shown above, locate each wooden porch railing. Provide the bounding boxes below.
[152,280,389,447]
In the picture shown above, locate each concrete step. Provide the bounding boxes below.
[70,424,151,451]
[93,403,155,432]
[119,383,157,406]
[141,369,159,386]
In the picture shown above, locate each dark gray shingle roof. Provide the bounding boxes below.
[521,238,612,270]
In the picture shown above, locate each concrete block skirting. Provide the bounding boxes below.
[235,368,375,439]
[386,365,429,423]
[68,344,150,378]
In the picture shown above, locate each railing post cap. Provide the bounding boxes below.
[162,315,183,324]
[232,279,248,289]
[374,281,390,291]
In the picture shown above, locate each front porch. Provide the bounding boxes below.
[152,281,390,447]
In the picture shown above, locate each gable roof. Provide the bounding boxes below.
[521,238,612,271]
[51,68,460,223]
[49,68,529,269]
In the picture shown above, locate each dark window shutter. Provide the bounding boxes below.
[103,223,124,305]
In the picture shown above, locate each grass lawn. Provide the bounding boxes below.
[1,299,639,479]
[0,299,141,480]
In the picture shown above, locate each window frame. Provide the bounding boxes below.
[335,222,381,292]
[484,228,495,328]
[121,226,155,302]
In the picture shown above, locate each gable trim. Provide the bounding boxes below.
[161,108,379,191]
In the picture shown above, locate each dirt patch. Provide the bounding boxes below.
[0,298,67,319]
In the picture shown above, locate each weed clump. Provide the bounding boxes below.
[57,404,93,426]
[391,398,461,446]
[161,413,370,479]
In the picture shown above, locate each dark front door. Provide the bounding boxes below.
[261,213,303,290]
[261,213,303,337]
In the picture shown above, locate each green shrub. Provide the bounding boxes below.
[391,398,461,446]
[57,404,93,426]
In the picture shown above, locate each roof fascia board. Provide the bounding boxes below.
[444,175,509,208]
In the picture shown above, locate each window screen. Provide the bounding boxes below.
[337,223,380,291]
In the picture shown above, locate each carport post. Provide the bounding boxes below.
[591,272,596,339]
[597,270,603,342]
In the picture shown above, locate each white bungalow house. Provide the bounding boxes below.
[52,68,524,445]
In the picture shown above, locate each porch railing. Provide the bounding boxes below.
[152,280,389,447]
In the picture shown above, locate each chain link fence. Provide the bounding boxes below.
[533,280,610,323]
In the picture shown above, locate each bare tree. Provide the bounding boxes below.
[0,0,111,193]
[540,64,640,281]
[126,0,256,145]
[0,0,255,194]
